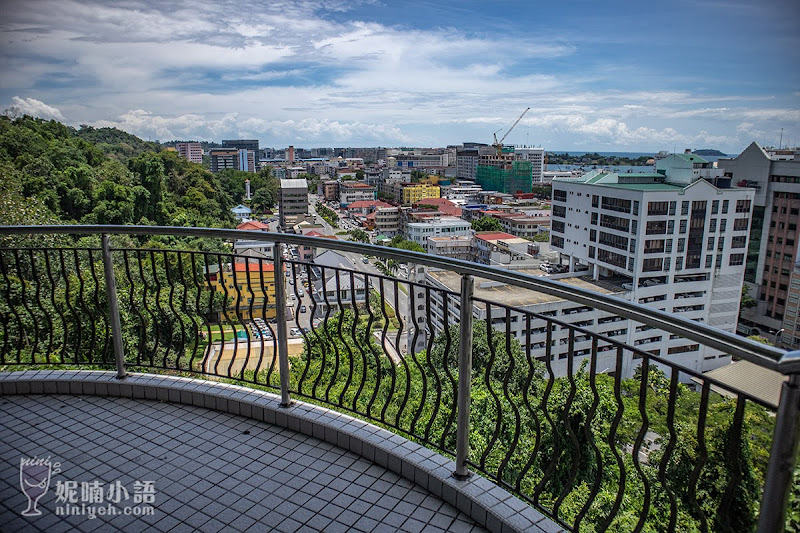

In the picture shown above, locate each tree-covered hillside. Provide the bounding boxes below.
[0,115,276,232]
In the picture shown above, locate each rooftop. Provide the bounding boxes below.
[428,270,619,307]
[237,220,270,231]
[280,179,309,189]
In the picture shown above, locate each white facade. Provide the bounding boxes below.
[338,183,376,207]
[406,217,472,246]
[549,168,755,375]
[514,147,545,184]
[441,183,483,205]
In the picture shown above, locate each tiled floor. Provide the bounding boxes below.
[0,395,488,532]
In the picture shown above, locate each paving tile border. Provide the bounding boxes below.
[0,370,563,533]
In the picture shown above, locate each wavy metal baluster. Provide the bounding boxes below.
[295,263,317,396]
[376,276,394,426]
[533,319,559,507]
[324,269,344,404]
[574,336,604,530]
[437,293,457,452]
[137,250,159,367]
[717,396,748,532]
[408,282,429,438]
[631,356,652,533]
[516,313,541,494]
[29,249,55,362]
[43,250,67,365]
[554,328,581,520]
[186,252,205,374]
[151,250,175,369]
[211,253,230,377]
[687,381,710,533]
[227,253,250,379]
[247,257,267,384]
[392,278,414,432]
[237,256,258,381]
[422,286,442,443]
[598,347,627,531]
[72,249,94,363]
[340,269,360,408]
[498,306,522,487]
[164,251,186,371]
[12,249,38,362]
[86,249,110,364]
[479,302,504,476]
[58,248,81,364]
[363,272,384,419]
[0,249,24,364]
[0,251,12,363]
[122,250,147,367]
[312,266,332,400]
[657,369,680,532]
[379,276,399,425]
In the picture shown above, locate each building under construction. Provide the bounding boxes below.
[475,149,533,194]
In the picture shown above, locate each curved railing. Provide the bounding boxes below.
[0,225,797,533]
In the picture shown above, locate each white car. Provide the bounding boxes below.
[622,283,634,291]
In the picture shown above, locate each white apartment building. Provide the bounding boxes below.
[395,153,450,168]
[441,182,483,205]
[406,217,472,246]
[549,165,755,375]
[426,235,473,260]
[338,182,376,207]
[513,146,545,184]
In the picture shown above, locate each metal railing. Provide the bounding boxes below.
[0,225,797,533]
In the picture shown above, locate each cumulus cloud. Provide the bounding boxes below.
[4,96,65,121]
[94,109,413,144]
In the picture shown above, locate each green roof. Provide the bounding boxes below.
[595,182,685,191]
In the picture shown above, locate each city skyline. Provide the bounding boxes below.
[1,0,798,152]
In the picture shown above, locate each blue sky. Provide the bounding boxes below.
[1,0,798,153]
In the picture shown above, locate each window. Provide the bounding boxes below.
[667,220,674,234]
[648,201,670,216]
[709,219,717,232]
[600,214,630,232]
[734,218,749,231]
[736,199,751,213]
[592,195,599,208]
[732,235,746,248]
[711,200,719,214]
[598,248,627,268]
[553,205,566,218]
[719,219,727,232]
[729,253,744,266]
[553,189,567,202]
[722,200,729,214]
[551,235,564,248]
[590,229,597,242]
[679,220,687,234]
[646,220,667,235]
[668,344,699,355]
[588,246,595,258]
[669,201,676,216]
[599,231,629,251]
[707,237,715,251]
[601,197,631,213]
[642,258,663,272]
[644,239,665,253]
[706,255,713,268]
[681,201,689,216]
[678,238,686,252]
[717,237,724,251]
[590,212,598,225]
[552,220,565,233]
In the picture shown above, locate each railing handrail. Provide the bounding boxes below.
[0,224,790,373]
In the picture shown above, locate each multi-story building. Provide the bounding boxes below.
[222,139,259,170]
[406,217,471,246]
[374,207,402,238]
[475,152,533,195]
[394,153,450,169]
[322,181,339,202]
[492,213,550,239]
[456,143,495,180]
[440,182,483,205]
[549,162,755,375]
[473,231,537,265]
[393,183,440,204]
[233,220,274,260]
[338,182,376,208]
[426,235,473,261]
[278,179,309,230]
[717,143,800,346]
[176,142,203,164]
[513,146,545,185]
[210,148,255,173]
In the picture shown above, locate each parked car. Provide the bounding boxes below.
[300,305,307,313]
[290,328,302,336]
[362,258,369,264]
[622,283,634,291]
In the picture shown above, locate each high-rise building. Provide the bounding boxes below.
[278,179,309,230]
[513,146,545,185]
[475,150,532,194]
[222,140,259,170]
[717,142,800,347]
[456,143,494,180]
[210,148,255,173]
[176,142,203,164]
[549,156,755,374]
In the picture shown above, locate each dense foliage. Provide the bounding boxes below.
[548,152,652,167]
[471,216,504,232]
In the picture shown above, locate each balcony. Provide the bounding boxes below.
[1,225,798,533]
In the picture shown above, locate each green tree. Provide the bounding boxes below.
[740,285,757,310]
[349,229,370,243]
[471,216,504,232]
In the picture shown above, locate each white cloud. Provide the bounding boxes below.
[4,96,64,120]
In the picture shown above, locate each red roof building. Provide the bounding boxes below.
[237,220,270,231]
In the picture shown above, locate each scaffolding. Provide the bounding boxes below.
[475,160,532,194]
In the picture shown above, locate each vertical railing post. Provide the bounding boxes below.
[273,244,291,407]
[101,234,126,379]
[453,274,474,479]
[757,355,800,533]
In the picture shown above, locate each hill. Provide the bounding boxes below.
[693,148,727,156]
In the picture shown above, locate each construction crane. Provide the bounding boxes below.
[492,107,530,156]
